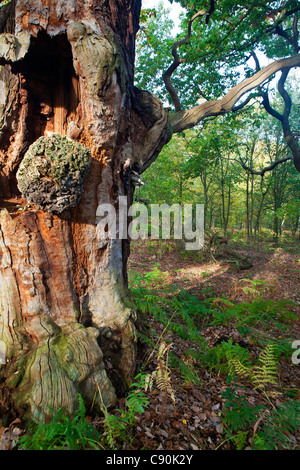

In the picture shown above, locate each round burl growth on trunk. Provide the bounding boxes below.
[17,134,91,214]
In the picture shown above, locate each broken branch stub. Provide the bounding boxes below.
[0,32,30,63]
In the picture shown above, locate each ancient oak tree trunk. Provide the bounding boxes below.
[0,0,169,422]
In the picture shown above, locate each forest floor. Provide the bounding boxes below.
[114,236,300,451]
[1,234,300,451]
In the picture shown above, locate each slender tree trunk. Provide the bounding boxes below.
[0,0,169,422]
[254,184,268,241]
[273,195,280,244]
[203,182,208,230]
[246,175,250,240]
[250,174,254,240]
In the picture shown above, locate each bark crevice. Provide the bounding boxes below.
[0,0,170,422]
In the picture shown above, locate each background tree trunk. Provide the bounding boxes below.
[0,0,169,422]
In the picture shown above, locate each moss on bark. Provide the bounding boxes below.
[10,322,116,423]
[16,134,91,214]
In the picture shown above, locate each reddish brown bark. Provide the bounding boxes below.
[0,0,168,421]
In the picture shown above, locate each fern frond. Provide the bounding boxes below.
[228,345,279,395]
[102,408,127,449]
[144,373,155,392]
[252,344,278,392]
[254,400,300,450]
[233,431,249,450]
[145,341,176,407]
[228,354,252,380]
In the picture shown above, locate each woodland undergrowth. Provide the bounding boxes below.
[11,243,300,451]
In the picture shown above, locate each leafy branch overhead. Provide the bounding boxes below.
[168,54,300,132]
[136,0,300,171]
[162,8,210,112]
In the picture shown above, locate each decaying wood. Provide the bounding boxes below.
[0,0,169,422]
[174,229,252,270]
[169,54,300,134]
[205,229,253,270]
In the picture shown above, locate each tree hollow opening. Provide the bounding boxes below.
[19,31,81,144]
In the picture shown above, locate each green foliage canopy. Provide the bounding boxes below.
[136,0,300,109]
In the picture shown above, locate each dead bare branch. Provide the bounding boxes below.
[169,54,300,134]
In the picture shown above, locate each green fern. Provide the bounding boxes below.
[228,344,279,395]
[178,355,202,385]
[130,269,210,350]
[233,431,249,450]
[222,388,263,433]
[100,373,150,449]
[201,338,252,374]
[252,344,278,392]
[18,395,100,450]
[220,388,300,450]
[125,378,150,426]
[101,405,127,450]
[211,298,297,332]
[253,400,300,450]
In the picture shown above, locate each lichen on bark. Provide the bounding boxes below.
[13,323,116,422]
[0,0,170,424]
[16,134,91,214]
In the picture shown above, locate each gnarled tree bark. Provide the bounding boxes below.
[0,0,169,422]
